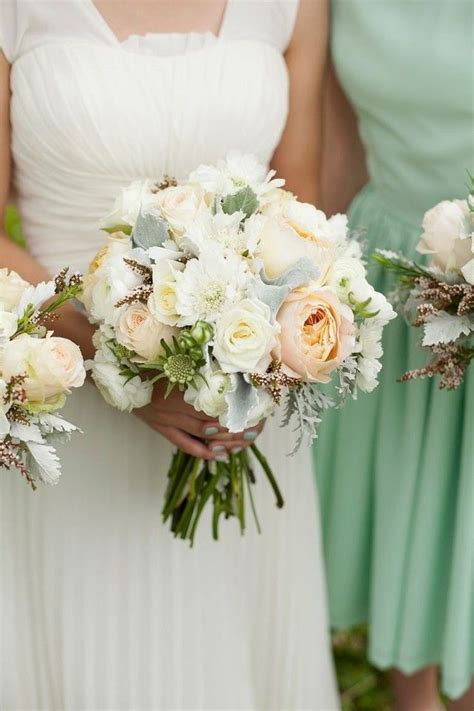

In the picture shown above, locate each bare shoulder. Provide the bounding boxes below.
[287,0,328,60]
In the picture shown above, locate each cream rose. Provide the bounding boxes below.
[116,302,177,362]
[213,299,278,374]
[256,203,336,280]
[0,268,29,312]
[275,286,355,383]
[1,334,86,412]
[148,260,184,326]
[153,184,208,237]
[417,199,472,272]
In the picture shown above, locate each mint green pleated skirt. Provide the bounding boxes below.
[314,184,474,699]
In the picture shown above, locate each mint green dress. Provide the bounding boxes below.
[315,0,474,699]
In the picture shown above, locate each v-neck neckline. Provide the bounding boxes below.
[88,0,231,45]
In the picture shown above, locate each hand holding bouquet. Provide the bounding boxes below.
[83,153,395,544]
[375,176,474,389]
[0,268,86,487]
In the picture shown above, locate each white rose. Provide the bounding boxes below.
[0,268,30,311]
[184,363,232,418]
[101,180,155,230]
[256,199,338,280]
[417,199,472,273]
[1,334,85,413]
[91,354,153,412]
[153,184,209,237]
[260,188,295,216]
[213,299,279,374]
[116,302,177,362]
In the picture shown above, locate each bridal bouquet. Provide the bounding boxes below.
[82,153,395,544]
[0,268,86,488]
[375,178,474,389]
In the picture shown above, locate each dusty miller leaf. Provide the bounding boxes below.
[252,258,320,319]
[222,187,258,219]
[132,211,170,250]
[223,374,259,433]
[26,442,62,485]
[422,312,473,346]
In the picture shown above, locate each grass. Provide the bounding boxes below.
[333,626,392,710]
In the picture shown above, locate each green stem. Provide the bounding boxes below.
[188,466,222,547]
[242,452,261,535]
[250,444,284,509]
[162,456,195,521]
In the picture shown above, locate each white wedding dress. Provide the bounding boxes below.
[0,2,339,709]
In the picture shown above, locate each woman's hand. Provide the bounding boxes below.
[135,381,264,460]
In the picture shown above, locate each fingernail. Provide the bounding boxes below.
[231,447,242,454]
[204,426,219,436]
[211,445,225,453]
[215,455,229,464]
[244,431,258,441]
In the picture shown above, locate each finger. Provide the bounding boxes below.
[154,424,214,460]
[208,440,248,455]
[153,412,223,440]
[153,386,215,421]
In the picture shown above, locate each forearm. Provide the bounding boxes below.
[0,231,96,360]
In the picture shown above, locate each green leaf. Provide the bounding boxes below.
[222,186,258,219]
[132,211,170,250]
[102,224,132,236]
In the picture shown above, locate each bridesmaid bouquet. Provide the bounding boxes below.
[82,153,395,544]
[375,177,474,389]
[0,268,86,488]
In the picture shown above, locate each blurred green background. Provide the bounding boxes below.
[3,205,392,710]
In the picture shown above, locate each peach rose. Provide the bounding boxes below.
[116,302,177,362]
[275,286,355,383]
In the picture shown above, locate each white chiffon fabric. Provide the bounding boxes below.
[0,2,339,708]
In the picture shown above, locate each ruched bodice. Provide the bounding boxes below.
[10,32,288,273]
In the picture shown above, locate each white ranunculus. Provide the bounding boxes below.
[153,183,209,238]
[417,199,472,273]
[213,298,279,374]
[174,247,251,326]
[324,256,369,305]
[184,363,232,418]
[1,334,85,413]
[0,268,30,312]
[91,354,153,412]
[116,302,177,362]
[148,259,185,326]
[101,180,156,230]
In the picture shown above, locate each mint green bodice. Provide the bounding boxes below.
[332,0,474,225]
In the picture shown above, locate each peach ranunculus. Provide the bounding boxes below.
[274,285,355,383]
[115,302,177,362]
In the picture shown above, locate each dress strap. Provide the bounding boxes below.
[221,0,299,53]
